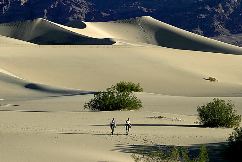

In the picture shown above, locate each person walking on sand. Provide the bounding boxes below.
[125,118,131,135]
[110,118,116,135]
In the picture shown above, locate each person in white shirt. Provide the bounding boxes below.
[125,118,131,135]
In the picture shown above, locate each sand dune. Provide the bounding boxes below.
[0,70,93,101]
[1,17,242,162]
[1,17,242,54]
[0,18,115,45]
[61,16,242,54]
[1,46,242,97]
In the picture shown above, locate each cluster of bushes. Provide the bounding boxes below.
[132,145,209,162]
[84,81,142,111]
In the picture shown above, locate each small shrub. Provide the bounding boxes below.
[197,98,241,128]
[131,145,209,162]
[203,77,217,82]
[84,89,142,111]
[225,127,242,161]
[111,81,143,92]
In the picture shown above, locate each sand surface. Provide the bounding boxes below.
[0,17,242,162]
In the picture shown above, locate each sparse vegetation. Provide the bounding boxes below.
[84,82,142,111]
[203,77,217,82]
[110,81,143,92]
[197,98,241,128]
[131,145,209,162]
[225,127,242,161]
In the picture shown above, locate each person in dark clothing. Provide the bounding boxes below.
[110,118,116,135]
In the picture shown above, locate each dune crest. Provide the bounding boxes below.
[0,18,115,45]
[60,16,242,54]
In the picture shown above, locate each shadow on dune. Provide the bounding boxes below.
[64,20,87,29]
[30,31,115,45]
[25,83,96,95]
[154,26,242,55]
[0,19,115,45]
[0,109,51,113]
[137,16,242,55]
[92,133,127,136]
[18,110,50,113]
[114,142,229,162]
[156,30,222,53]
[91,123,203,128]
[58,132,89,135]
[57,132,128,136]
[0,109,13,112]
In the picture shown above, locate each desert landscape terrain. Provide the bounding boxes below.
[0,16,242,162]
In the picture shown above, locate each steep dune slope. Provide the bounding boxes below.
[0,18,115,45]
[63,16,242,54]
[0,69,91,101]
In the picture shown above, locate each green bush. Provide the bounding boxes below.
[197,98,241,128]
[131,145,209,162]
[84,89,142,111]
[84,82,143,111]
[111,81,143,92]
[225,127,242,161]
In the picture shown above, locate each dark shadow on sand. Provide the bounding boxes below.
[57,132,127,136]
[114,142,229,162]
[19,110,50,113]
[91,123,203,128]
[0,109,13,112]
[58,132,89,135]
[25,83,97,96]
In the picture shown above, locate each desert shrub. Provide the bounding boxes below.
[203,77,217,82]
[84,81,143,111]
[111,81,143,92]
[84,89,142,111]
[208,77,216,82]
[131,145,209,162]
[197,98,241,128]
[225,127,242,161]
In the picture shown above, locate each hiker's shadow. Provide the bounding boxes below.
[91,123,203,128]
[58,132,127,136]
[93,133,128,136]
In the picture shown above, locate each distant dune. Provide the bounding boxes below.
[0,17,242,54]
[62,16,242,54]
[0,18,115,45]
